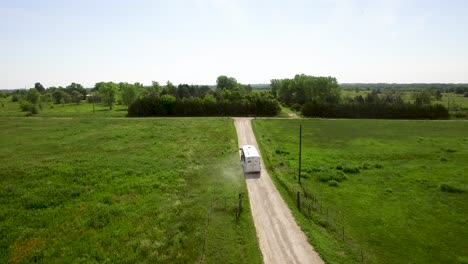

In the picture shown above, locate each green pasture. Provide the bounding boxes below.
[253,119,468,264]
[0,97,127,117]
[0,118,261,263]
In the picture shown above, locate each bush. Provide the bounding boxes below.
[319,170,347,182]
[361,162,371,170]
[440,157,448,162]
[11,94,23,102]
[343,166,360,174]
[453,112,466,118]
[291,103,302,111]
[440,183,465,193]
[328,180,339,187]
[275,149,289,155]
[446,148,456,153]
[19,101,39,114]
[374,163,383,169]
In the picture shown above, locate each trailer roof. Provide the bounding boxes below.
[241,145,260,158]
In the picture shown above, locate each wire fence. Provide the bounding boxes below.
[275,162,369,263]
[296,190,366,263]
[198,179,244,263]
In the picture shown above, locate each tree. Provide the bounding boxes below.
[42,93,53,103]
[120,83,138,107]
[354,95,365,104]
[216,76,238,90]
[27,88,41,105]
[97,82,118,109]
[162,81,177,96]
[365,90,380,104]
[435,90,443,101]
[140,81,159,98]
[177,84,191,99]
[151,81,160,93]
[62,93,72,105]
[71,90,82,105]
[413,90,432,105]
[21,88,42,114]
[66,83,86,97]
[160,94,176,115]
[34,82,46,93]
[273,75,341,106]
[52,90,65,104]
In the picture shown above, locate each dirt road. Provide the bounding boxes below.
[234,118,324,264]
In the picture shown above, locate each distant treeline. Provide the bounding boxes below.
[302,98,449,119]
[340,83,468,94]
[6,82,88,114]
[128,95,280,117]
[3,75,456,119]
[128,76,280,117]
[9,82,87,105]
[3,78,280,116]
[271,75,450,119]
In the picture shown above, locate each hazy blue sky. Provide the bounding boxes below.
[1,0,468,88]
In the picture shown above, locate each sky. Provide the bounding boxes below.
[1,0,468,89]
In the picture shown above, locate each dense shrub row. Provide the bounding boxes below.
[127,95,280,117]
[302,101,449,119]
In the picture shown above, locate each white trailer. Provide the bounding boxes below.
[240,145,261,173]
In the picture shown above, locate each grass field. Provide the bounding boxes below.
[0,97,127,117]
[253,119,468,264]
[0,117,261,263]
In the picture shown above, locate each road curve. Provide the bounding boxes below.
[234,118,324,264]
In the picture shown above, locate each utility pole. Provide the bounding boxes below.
[92,92,95,114]
[298,124,302,185]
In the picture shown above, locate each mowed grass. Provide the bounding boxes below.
[253,119,468,264]
[0,117,261,263]
[0,97,127,117]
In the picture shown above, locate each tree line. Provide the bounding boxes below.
[271,74,449,119]
[302,90,449,119]
[7,82,87,114]
[4,75,455,119]
[7,77,280,117]
[340,83,468,95]
[128,76,280,116]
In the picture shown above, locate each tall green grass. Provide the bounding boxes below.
[0,118,261,263]
[253,119,468,264]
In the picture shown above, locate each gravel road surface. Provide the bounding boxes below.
[234,117,324,264]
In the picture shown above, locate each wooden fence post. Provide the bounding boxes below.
[297,192,301,212]
[236,193,242,220]
[342,226,345,242]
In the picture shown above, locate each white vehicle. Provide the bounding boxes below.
[240,145,261,173]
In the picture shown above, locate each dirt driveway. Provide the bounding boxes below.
[234,118,324,264]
